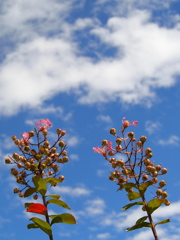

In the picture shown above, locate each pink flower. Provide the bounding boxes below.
[93,141,113,156]
[22,132,30,140]
[122,117,138,127]
[35,119,52,130]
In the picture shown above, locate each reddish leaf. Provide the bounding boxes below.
[26,203,47,216]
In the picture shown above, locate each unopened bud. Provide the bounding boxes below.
[59,141,65,148]
[155,165,161,172]
[5,158,11,164]
[159,180,166,188]
[116,138,122,145]
[161,168,168,175]
[116,145,122,152]
[142,175,148,181]
[11,135,17,141]
[128,132,134,139]
[156,189,163,196]
[136,141,143,147]
[61,130,66,136]
[63,156,69,163]
[13,188,19,193]
[140,136,147,143]
[59,175,65,182]
[28,131,34,137]
[161,191,168,198]
[102,140,108,146]
[33,194,38,200]
[56,128,62,134]
[165,200,170,206]
[18,192,24,197]
[110,128,116,135]
[145,148,152,154]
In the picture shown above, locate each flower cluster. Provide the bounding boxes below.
[5,119,67,198]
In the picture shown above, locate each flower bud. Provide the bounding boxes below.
[12,153,19,160]
[159,180,166,188]
[110,128,116,135]
[116,138,122,145]
[161,168,168,175]
[144,159,151,166]
[11,168,18,176]
[43,141,50,148]
[28,131,34,137]
[128,132,134,139]
[102,140,108,146]
[61,150,67,156]
[142,175,148,181]
[18,192,24,197]
[165,200,170,206]
[11,135,17,141]
[56,128,62,134]
[5,158,11,164]
[151,177,158,184]
[57,158,63,163]
[156,189,163,196]
[14,139,20,145]
[136,141,143,147]
[155,165,161,172]
[146,153,153,159]
[140,136,147,143]
[51,148,57,153]
[116,145,122,152]
[161,191,168,199]
[108,151,115,156]
[42,129,48,136]
[59,175,65,182]
[62,156,69,163]
[59,141,65,148]
[116,160,125,168]
[61,130,66,136]
[109,175,115,181]
[145,148,152,154]
[123,121,130,128]
[33,194,38,200]
[24,146,30,152]
[153,171,158,177]
[13,188,19,193]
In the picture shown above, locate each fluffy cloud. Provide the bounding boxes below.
[0,1,180,116]
[158,135,180,146]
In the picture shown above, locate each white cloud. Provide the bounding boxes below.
[52,185,91,197]
[145,121,161,134]
[97,232,112,239]
[0,2,180,116]
[158,135,180,146]
[97,115,112,123]
[69,154,79,161]
[85,198,106,216]
[67,136,80,147]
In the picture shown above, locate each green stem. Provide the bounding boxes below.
[42,195,54,240]
[141,194,158,240]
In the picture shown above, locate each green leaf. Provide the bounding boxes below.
[138,181,152,194]
[122,182,138,190]
[47,199,71,210]
[32,176,47,196]
[44,177,63,184]
[50,213,77,225]
[24,202,34,208]
[136,216,148,225]
[46,194,61,199]
[24,188,37,198]
[127,191,141,201]
[30,217,52,236]
[146,198,168,214]
[27,223,39,229]
[126,222,151,231]
[155,219,170,226]
[122,201,144,211]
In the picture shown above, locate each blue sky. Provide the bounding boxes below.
[0,0,180,239]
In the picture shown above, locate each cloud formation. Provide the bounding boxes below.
[0,1,180,116]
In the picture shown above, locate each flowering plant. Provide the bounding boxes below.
[5,119,76,240]
[93,118,170,240]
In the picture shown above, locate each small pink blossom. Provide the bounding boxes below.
[35,119,52,130]
[93,141,113,156]
[122,117,138,127]
[22,132,30,140]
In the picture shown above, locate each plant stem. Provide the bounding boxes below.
[42,195,54,240]
[141,195,158,240]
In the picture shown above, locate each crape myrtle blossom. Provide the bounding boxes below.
[35,119,52,131]
[122,117,138,128]
[22,132,30,140]
[93,141,113,156]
